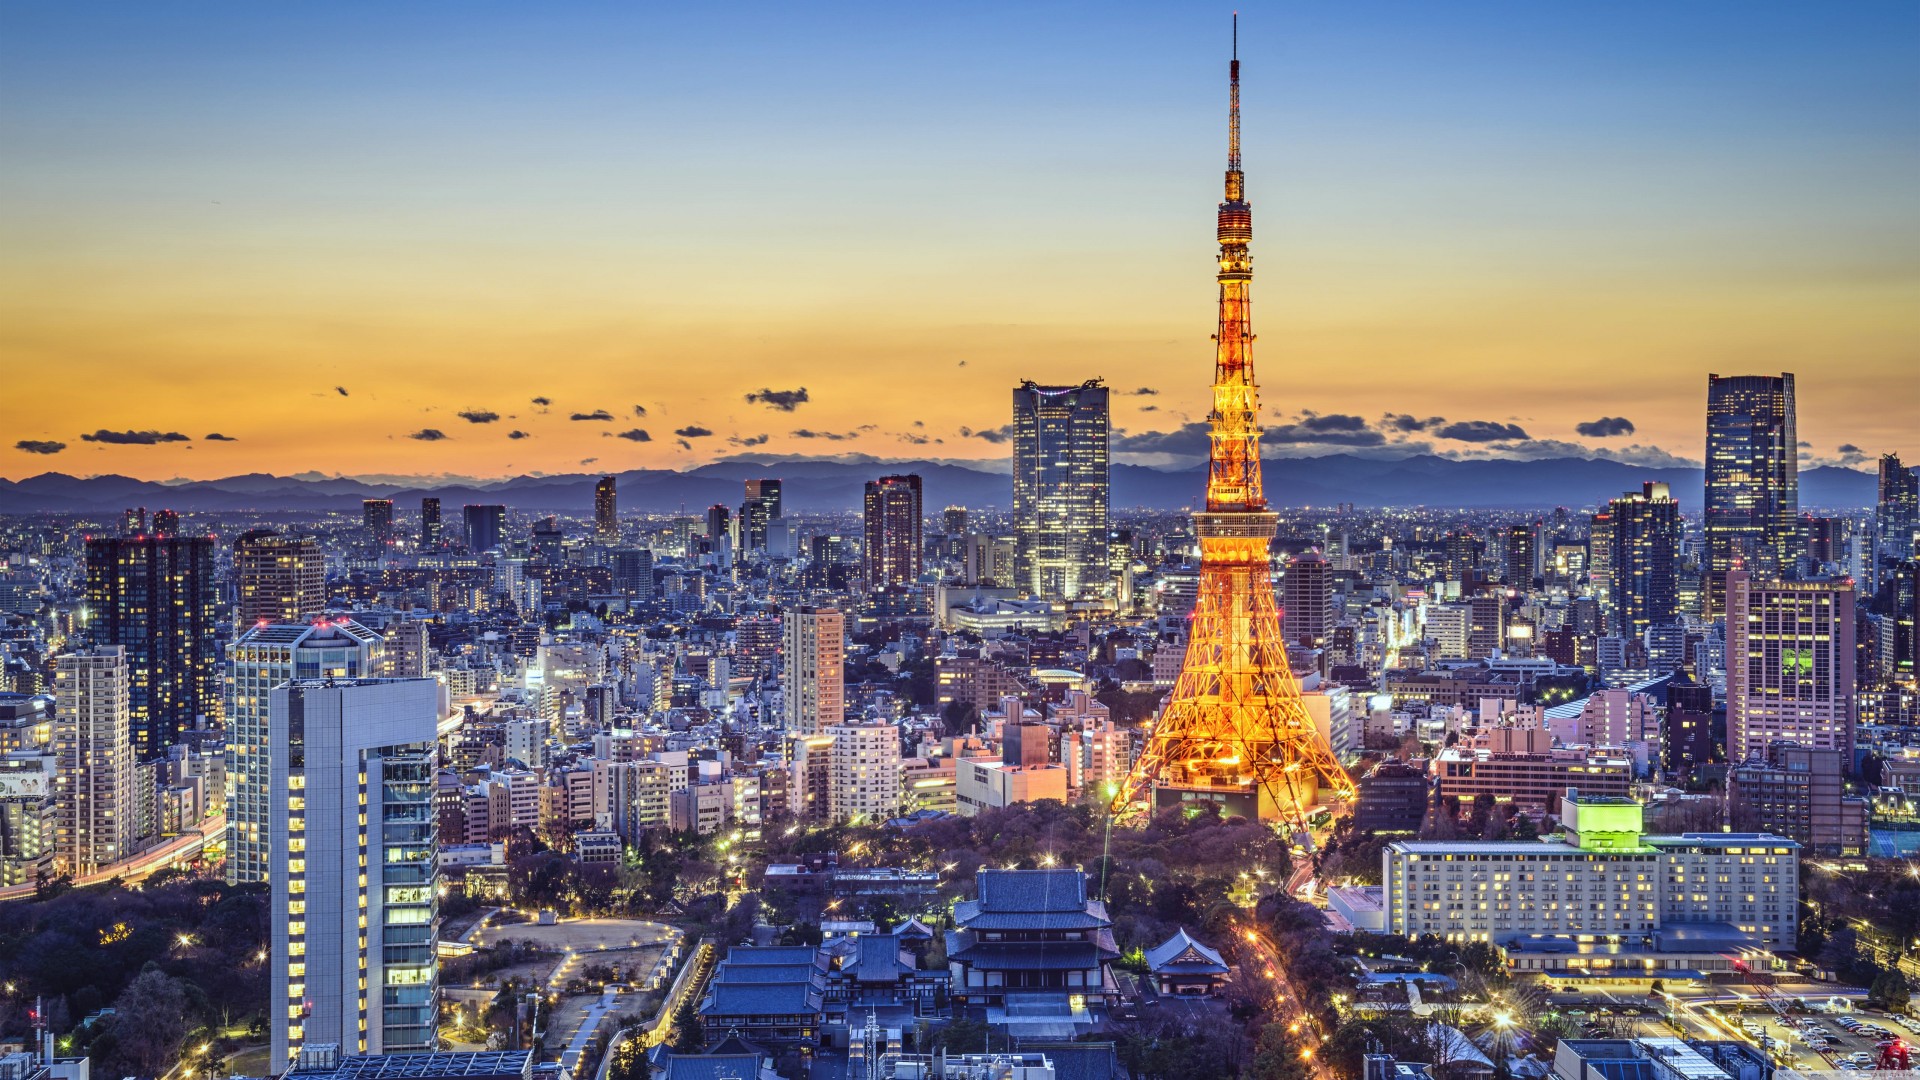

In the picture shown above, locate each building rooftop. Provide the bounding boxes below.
[286,1050,534,1080]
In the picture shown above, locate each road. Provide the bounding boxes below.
[0,815,227,902]
[1234,919,1335,1080]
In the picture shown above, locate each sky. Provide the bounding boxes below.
[2,1,1916,482]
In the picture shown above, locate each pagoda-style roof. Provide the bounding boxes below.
[953,868,1112,931]
[1144,928,1229,976]
[845,934,915,984]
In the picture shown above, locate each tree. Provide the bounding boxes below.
[110,967,191,1079]
[1870,970,1912,1011]
[665,997,703,1053]
[1246,1021,1314,1080]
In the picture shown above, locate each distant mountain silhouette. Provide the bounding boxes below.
[0,455,1881,515]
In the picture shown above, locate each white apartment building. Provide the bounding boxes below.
[270,678,439,1068]
[54,646,134,877]
[226,620,383,885]
[828,721,901,824]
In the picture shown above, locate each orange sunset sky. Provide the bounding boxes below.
[3,3,1915,482]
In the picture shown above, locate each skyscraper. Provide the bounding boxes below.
[1012,379,1110,602]
[594,475,618,544]
[1705,373,1797,616]
[1280,550,1332,649]
[225,620,384,885]
[782,606,844,736]
[1726,568,1855,762]
[420,497,442,547]
[1607,482,1680,640]
[704,504,732,560]
[234,529,326,629]
[1504,522,1540,587]
[85,535,218,759]
[463,503,506,553]
[363,499,395,545]
[606,548,650,602]
[151,509,180,537]
[1117,29,1353,823]
[862,474,923,590]
[271,678,439,1066]
[740,479,782,558]
[943,505,969,537]
[53,646,134,876]
[1875,452,1918,589]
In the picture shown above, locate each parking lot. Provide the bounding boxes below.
[1664,1000,1914,1071]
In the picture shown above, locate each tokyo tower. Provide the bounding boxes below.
[1113,20,1356,825]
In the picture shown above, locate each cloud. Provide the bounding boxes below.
[203,432,237,441]
[407,429,450,441]
[791,428,854,441]
[1382,413,1445,433]
[570,409,615,422]
[744,387,810,411]
[1126,387,1159,396]
[1837,443,1862,454]
[632,405,648,418]
[674,425,714,438]
[676,439,692,450]
[730,433,771,447]
[1140,404,1159,412]
[80,429,191,445]
[457,408,501,424]
[1112,423,1210,456]
[14,439,65,454]
[1436,420,1530,443]
[508,430,531,440]
[960,423,1016,444]
[895,432,931,445]
[531,396,552,408]
[1575,416,1636,437]
[580,458,598,466]
[335,386,349,397]
[616,429,652,442]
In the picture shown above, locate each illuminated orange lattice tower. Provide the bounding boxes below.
[1114,21,1356,825]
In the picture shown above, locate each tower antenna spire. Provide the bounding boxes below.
[1228,13,1242,175]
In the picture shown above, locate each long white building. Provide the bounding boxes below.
[1383,793,1798,977]
[53,646,134,877]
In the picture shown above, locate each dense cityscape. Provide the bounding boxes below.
[2,8,1918,1080]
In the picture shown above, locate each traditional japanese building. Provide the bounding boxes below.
[1144,928,1230,996]
[945,868,1119,1013]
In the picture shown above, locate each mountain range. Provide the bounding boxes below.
[0,455,1882,515]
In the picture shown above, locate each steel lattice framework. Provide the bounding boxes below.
[1113,21,1356,825]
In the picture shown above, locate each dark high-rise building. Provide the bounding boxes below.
[1281,549,1332,649]
[1013,379,1110,602]
[1875,452,1918,590]
[531,516,563,563]
[1663,672,1716,777]
[84,535,219,759]
[1704,372,1797,616]
[943,505,969,538]
[463,504,506,552]
[420,497,442,547]
[704,504,732,557]
[150,509,180,537]
[610,548,654,601]
[1503,522,1540,587]
[739,479,782,557]
[363,498,395,545]
[234,529,325,628]
[594,475,618,544]
[862,474,924,590]
[808,534,850,590]
[1587,511,1615,630]
[122,508,146,536]
[1442,530,1479,585]
[1802,514,1839,567]
[1607,482,1680,639]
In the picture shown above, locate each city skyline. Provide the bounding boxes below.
[4,3,1917,482]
